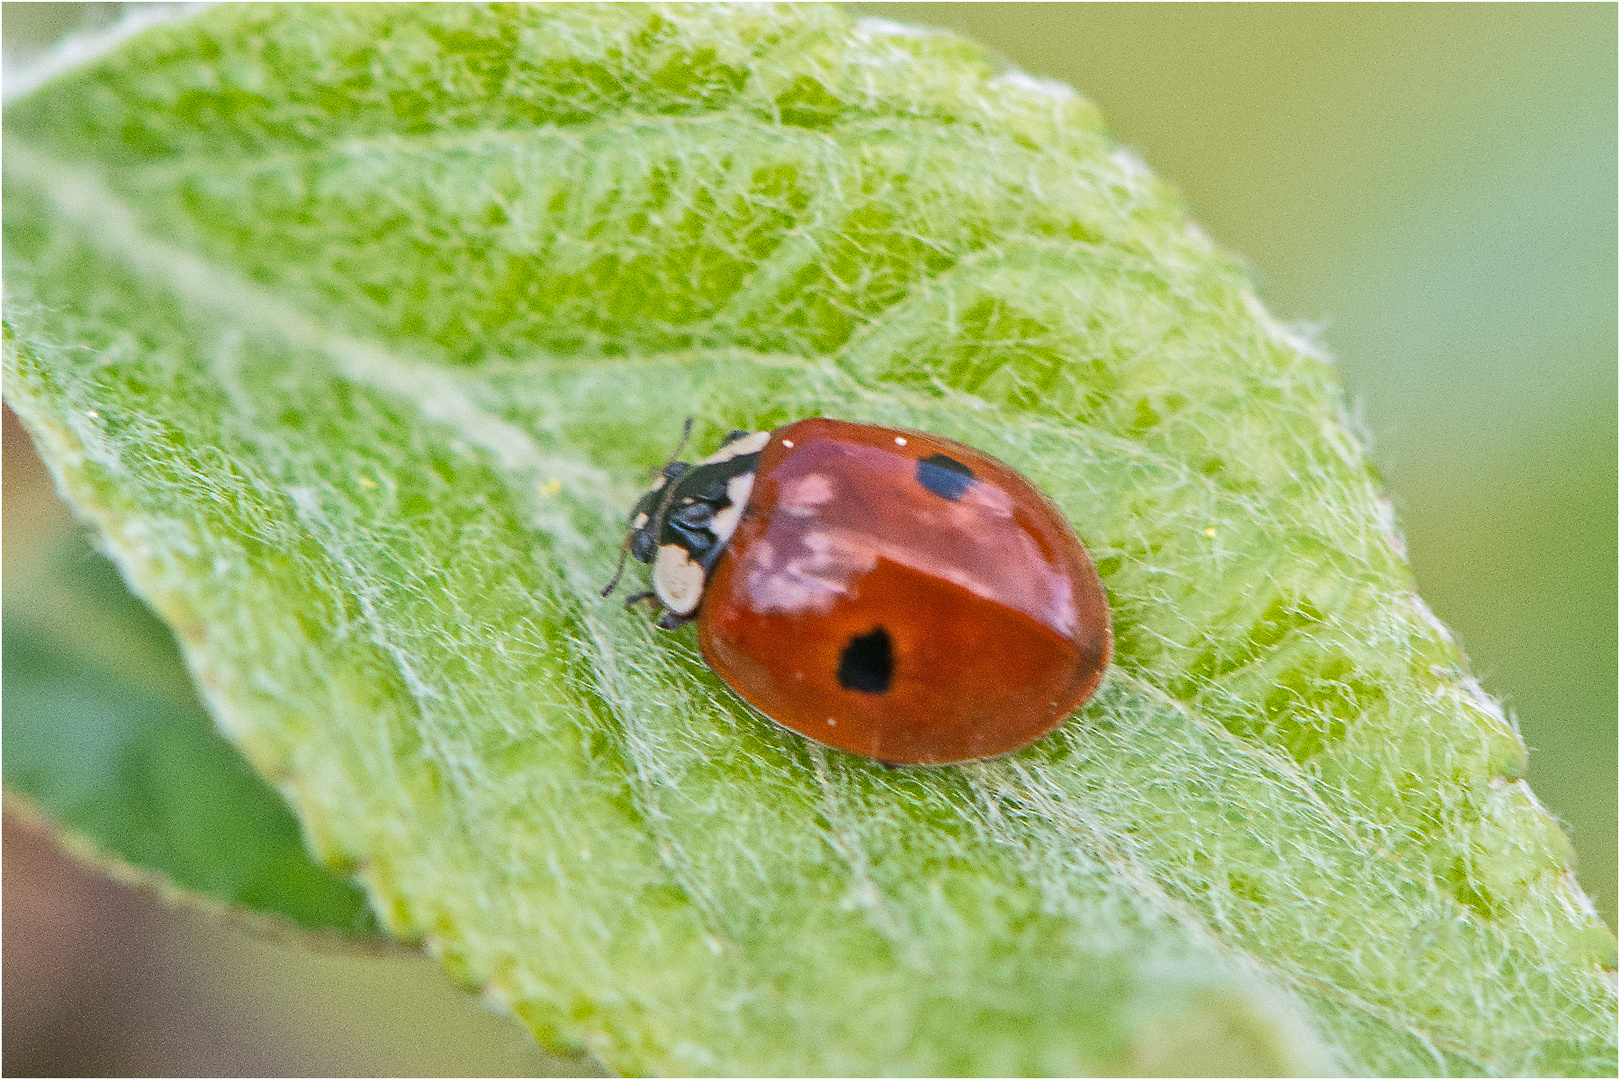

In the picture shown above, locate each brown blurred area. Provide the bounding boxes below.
[3,808,595,1077]
[3,811,279,1076]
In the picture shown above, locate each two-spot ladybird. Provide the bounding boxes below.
[605,418,1111,765]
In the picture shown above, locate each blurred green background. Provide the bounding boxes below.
[4,3,1613,1074]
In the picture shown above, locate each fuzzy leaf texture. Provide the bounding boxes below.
[3,4,1614,1075]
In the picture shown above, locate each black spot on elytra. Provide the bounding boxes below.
[837,627,893,694]
[916,454,975,501]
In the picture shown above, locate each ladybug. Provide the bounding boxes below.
[603,418,1111,765]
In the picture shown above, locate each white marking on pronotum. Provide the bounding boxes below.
[699,430,770,465]
[632,512,649,530]
[707,472,756,547]
[781,439,794,448]
[894,436,907,446]
[653,544,706,614]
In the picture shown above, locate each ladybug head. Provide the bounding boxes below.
[627,461,689,563]
[601,426,769,629]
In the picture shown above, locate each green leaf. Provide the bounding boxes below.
[3,524,380,937]
[3,3,1612,1074]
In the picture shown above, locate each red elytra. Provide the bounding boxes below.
[607,418,1112,765]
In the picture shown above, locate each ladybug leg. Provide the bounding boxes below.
[656,609,694,630]
[622,590,694,630]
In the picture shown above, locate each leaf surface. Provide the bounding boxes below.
[3,4,1613,1074]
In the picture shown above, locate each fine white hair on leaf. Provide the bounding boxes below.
[988,70,1080,103]
[851,16,945,43]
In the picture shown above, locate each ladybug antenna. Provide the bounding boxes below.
[648,417,696,482]
[600,534,633,598]
[606,420,695,600]
[635,417,698,570]
[671,416,695,461]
